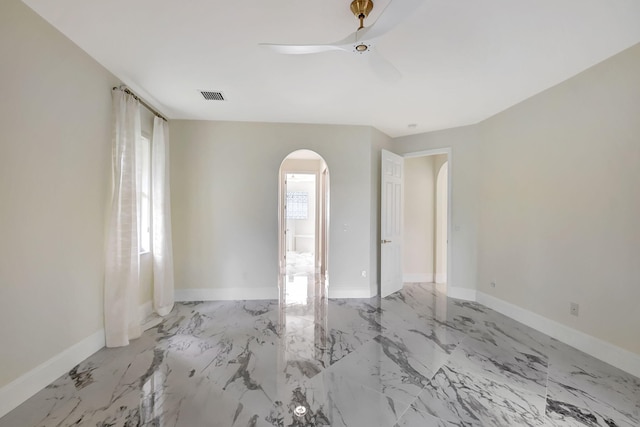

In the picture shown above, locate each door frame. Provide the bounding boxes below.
[403,148,453,294]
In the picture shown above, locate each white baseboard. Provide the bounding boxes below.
[447,286,477,301]
[403,273,434,283]
[176,286,377,302]
[434,273,447,284]
[175,287,279,301]
[328,287,374,299]
[0,329,105,419]
[476,292,640,379]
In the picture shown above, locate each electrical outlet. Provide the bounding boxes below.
[570,302,579,317]
[361,270,367,278]
[490,281,496,288]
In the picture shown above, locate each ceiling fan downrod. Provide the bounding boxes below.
[350,0,374,30]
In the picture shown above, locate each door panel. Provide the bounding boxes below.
[381,150,404,297]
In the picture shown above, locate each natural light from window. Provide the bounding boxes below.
[137,135,151,253]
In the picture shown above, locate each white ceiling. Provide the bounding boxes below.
[21,0,640,137]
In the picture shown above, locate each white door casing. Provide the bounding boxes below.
[381,150,404,297]
[279,168,287,275]
[318,167,329,276]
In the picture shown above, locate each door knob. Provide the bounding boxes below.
[381,239,392,244]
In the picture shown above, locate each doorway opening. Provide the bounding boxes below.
[402,149,451,294]
[285,172,316,277]
[278,150,330,301]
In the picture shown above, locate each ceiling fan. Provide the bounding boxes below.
[260,0,424,81]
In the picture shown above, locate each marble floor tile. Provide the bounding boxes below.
[307,371,411,427]
[393,405,459,427]
[320,337,432,404]
[547,339,640,413]
[412,364,547,427]
[545,339,640,427]
[1,281,639,427]
[380,311,466,377]
[545,377,640,427]
[446,334,548,396]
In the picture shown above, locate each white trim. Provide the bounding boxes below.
[477,292,640,379]
[403,273,434,283]
[447,286,477,301]
[0,329,105,419]
[403,148,451,158]
[174,287,279,302]
[434,273,447,284]
[328,287,374,299]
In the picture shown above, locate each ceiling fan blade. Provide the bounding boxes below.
[260,43,348,55]
[360,0,425,41]
[369,48,401,82]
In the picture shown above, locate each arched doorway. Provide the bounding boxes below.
[278,150,330,281]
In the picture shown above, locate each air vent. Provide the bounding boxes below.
[200,91,225,101]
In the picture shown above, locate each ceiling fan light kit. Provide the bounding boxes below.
[354,43,371,53]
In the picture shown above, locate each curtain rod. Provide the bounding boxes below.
[112,85,168,122]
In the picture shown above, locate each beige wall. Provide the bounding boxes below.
[478,43,640,354]
[394,126,482,292]
[0,0,118,387]
[170,120,377,295]
[402,154,449,283]
[403,156,436,278]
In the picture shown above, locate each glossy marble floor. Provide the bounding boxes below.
[1,277,639,426]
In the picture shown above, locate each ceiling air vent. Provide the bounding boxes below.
[200,91,225,101]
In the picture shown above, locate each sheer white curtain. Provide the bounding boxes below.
[151,117,175,316]
[104,90,142,347]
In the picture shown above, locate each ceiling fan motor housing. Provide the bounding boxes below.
[350,0,374,20]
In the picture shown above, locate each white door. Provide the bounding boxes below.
[381,150,404,297]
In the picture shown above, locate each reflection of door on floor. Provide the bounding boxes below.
[285,173,316,276]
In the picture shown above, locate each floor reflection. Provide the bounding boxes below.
[2,278,639,427]
[278,274,329,425]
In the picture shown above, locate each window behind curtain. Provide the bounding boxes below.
[136,135,151,253]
